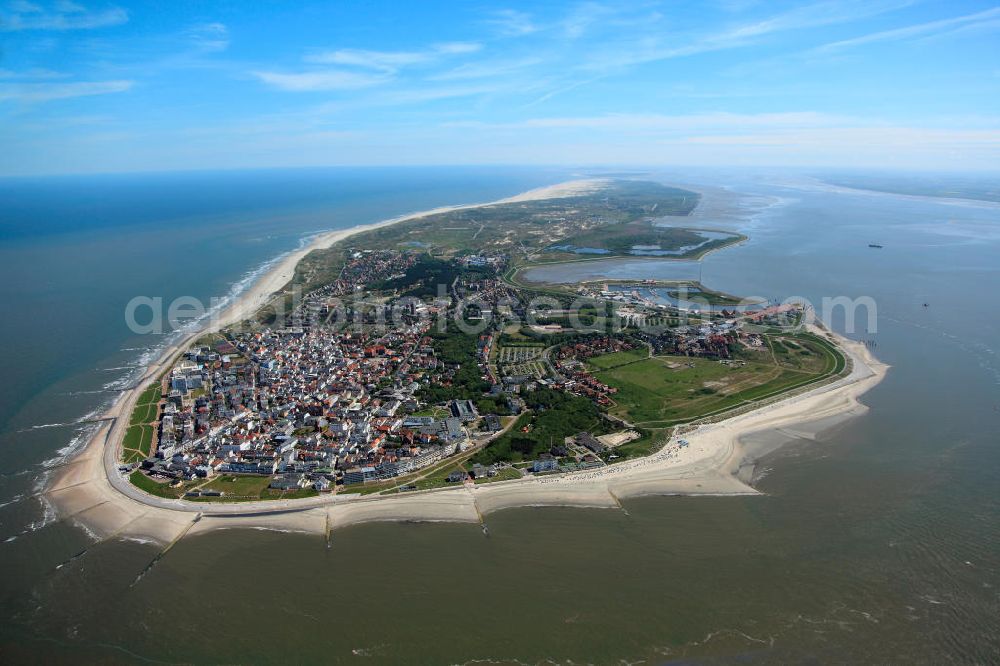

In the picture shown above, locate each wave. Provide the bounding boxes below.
[18,422,77,432]
[70,517,101,543]
[118,535,158,546]
[23,495,56,533]
[0,494,24,510]
[39,423,100,470]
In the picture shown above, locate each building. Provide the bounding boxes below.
[575,432,606,453]
[450,399,478,423]
[343,466,378,485]
[470,463,493,479]
[446,470,468,483]
[270,474,307,490]
[532,455,559,473]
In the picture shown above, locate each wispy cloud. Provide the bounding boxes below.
[306,42,481,73]
[0,78,132,101]
[561,2,615,38]
[0,1,127,31]
[486,9,538,36]
[252,70,389,92]
[447,111,851,132]
[431,56,543,81]
[580,0,914,70]
[0,66,67,78]
[258,40,483,92]
[187,22,229,53]
[815,6,1000,52]
[684,127,1000,149]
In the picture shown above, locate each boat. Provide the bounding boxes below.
[868,243,884,248]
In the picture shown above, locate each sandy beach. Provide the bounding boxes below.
[44,178,888,547]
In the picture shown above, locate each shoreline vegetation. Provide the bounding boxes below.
[45,179,888,545]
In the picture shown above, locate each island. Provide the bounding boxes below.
[45,179,887,546]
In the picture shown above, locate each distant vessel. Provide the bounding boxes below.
[868,243,884,248]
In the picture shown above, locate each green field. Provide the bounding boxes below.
[201,475,274,498]
[411,406,451,419]
[129,402,159,425]
[122,382,161,462]
[338,479,400,495]
[121,424,154,463]
[474,466,522,484]
[545,224,743,260]
[128,470,195,499]
[666,288,747,306]
[261,487,319,500]
[584,347,649,370]
[593,334,842,426]
[610,429,663,460]
[413,463,466,490]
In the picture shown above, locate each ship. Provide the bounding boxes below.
[868,243,884,248]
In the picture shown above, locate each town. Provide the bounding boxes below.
[123,243,817,502]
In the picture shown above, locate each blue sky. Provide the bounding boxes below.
[1,0,998,175]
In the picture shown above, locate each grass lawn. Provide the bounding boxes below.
[666,288,746,306]
[474,466,522,484]
[136,383,161,406]
[609,429,667,460]
[411,406,451,419]
[584,347,649,370]
[338,480,398,495]
[121,424,154,462]
[261,487,319,500]
[129,470,193,499]
[201,475,274,498]
[129,402,159,425]
[122,449,146,464]
[121,382,161,461]
[593,336,841,427]
[769,333,841,375]
[412,463,466,490]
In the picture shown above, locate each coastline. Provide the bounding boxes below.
[44,179,889,545]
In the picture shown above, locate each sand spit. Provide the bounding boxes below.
[44,179,888,546]
[210,177,609,332]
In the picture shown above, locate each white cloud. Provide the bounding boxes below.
[0,67,66,79]
[562,2,613,39]
[580,0,914,70]
[305,42,481,73]
[684,127,1000,147]
[486,9,538,36]
[0,2,128,30]
[434,42,482,55]
[252,70,389,92]
[187,22,229,53]
[816,7,1000,52]
[448,111,851,132]
[0,79,132,101]
[261,41,483,92]
[431,56,543,81]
